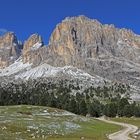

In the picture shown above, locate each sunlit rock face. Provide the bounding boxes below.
[0,32,20,68]
[46,15,140,86]
[47,16,102,67]
[48,16,140,66]
[22,34,44,65]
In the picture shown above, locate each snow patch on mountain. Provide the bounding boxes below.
[14,63,105,86]
[0,57,32,76]
[0,59,105,87]
[15,63,61,80]
[30,42,42,51]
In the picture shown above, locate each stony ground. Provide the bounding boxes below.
[0,105,121,140]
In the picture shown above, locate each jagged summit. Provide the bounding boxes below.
[0,32,18,45]
[22,33,44,63]
[62,15,101,24]
[0,32,20,68]
[48,15,140,67]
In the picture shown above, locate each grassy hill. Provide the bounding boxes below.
[0,105,121,140]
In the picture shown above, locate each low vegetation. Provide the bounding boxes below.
[112,117,140,127]
[0,105,121,140]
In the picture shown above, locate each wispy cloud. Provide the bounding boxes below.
[0,28,7,36]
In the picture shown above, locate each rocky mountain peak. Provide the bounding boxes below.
[22,33,43,63]
[48,16,140,66]
[23,34,43,51]
[0,32,19,68]
[49,15,102,43]
[0,32,18,46]
[62,15,101,26]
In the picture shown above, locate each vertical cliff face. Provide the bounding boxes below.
[48,16,140,67]
[48,16,103,67]
[0,32,20,68]
[22,34,44,65]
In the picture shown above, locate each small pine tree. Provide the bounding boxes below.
[104,103,117,117]
[68,98,77,114]
[79,99,87,116]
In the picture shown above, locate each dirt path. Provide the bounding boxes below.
[97,117,138,140]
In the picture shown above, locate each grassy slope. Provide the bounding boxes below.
[112,117,140,127]
[0,105,121,140]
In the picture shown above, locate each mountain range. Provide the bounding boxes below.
[0,15,140,101]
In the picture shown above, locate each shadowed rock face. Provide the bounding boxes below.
[0,32,20,68]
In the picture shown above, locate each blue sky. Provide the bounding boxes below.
[0,0,140,44]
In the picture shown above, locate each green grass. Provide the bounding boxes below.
[48,119,121,140]
[111,117,140,127]
[0,105,121,140]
